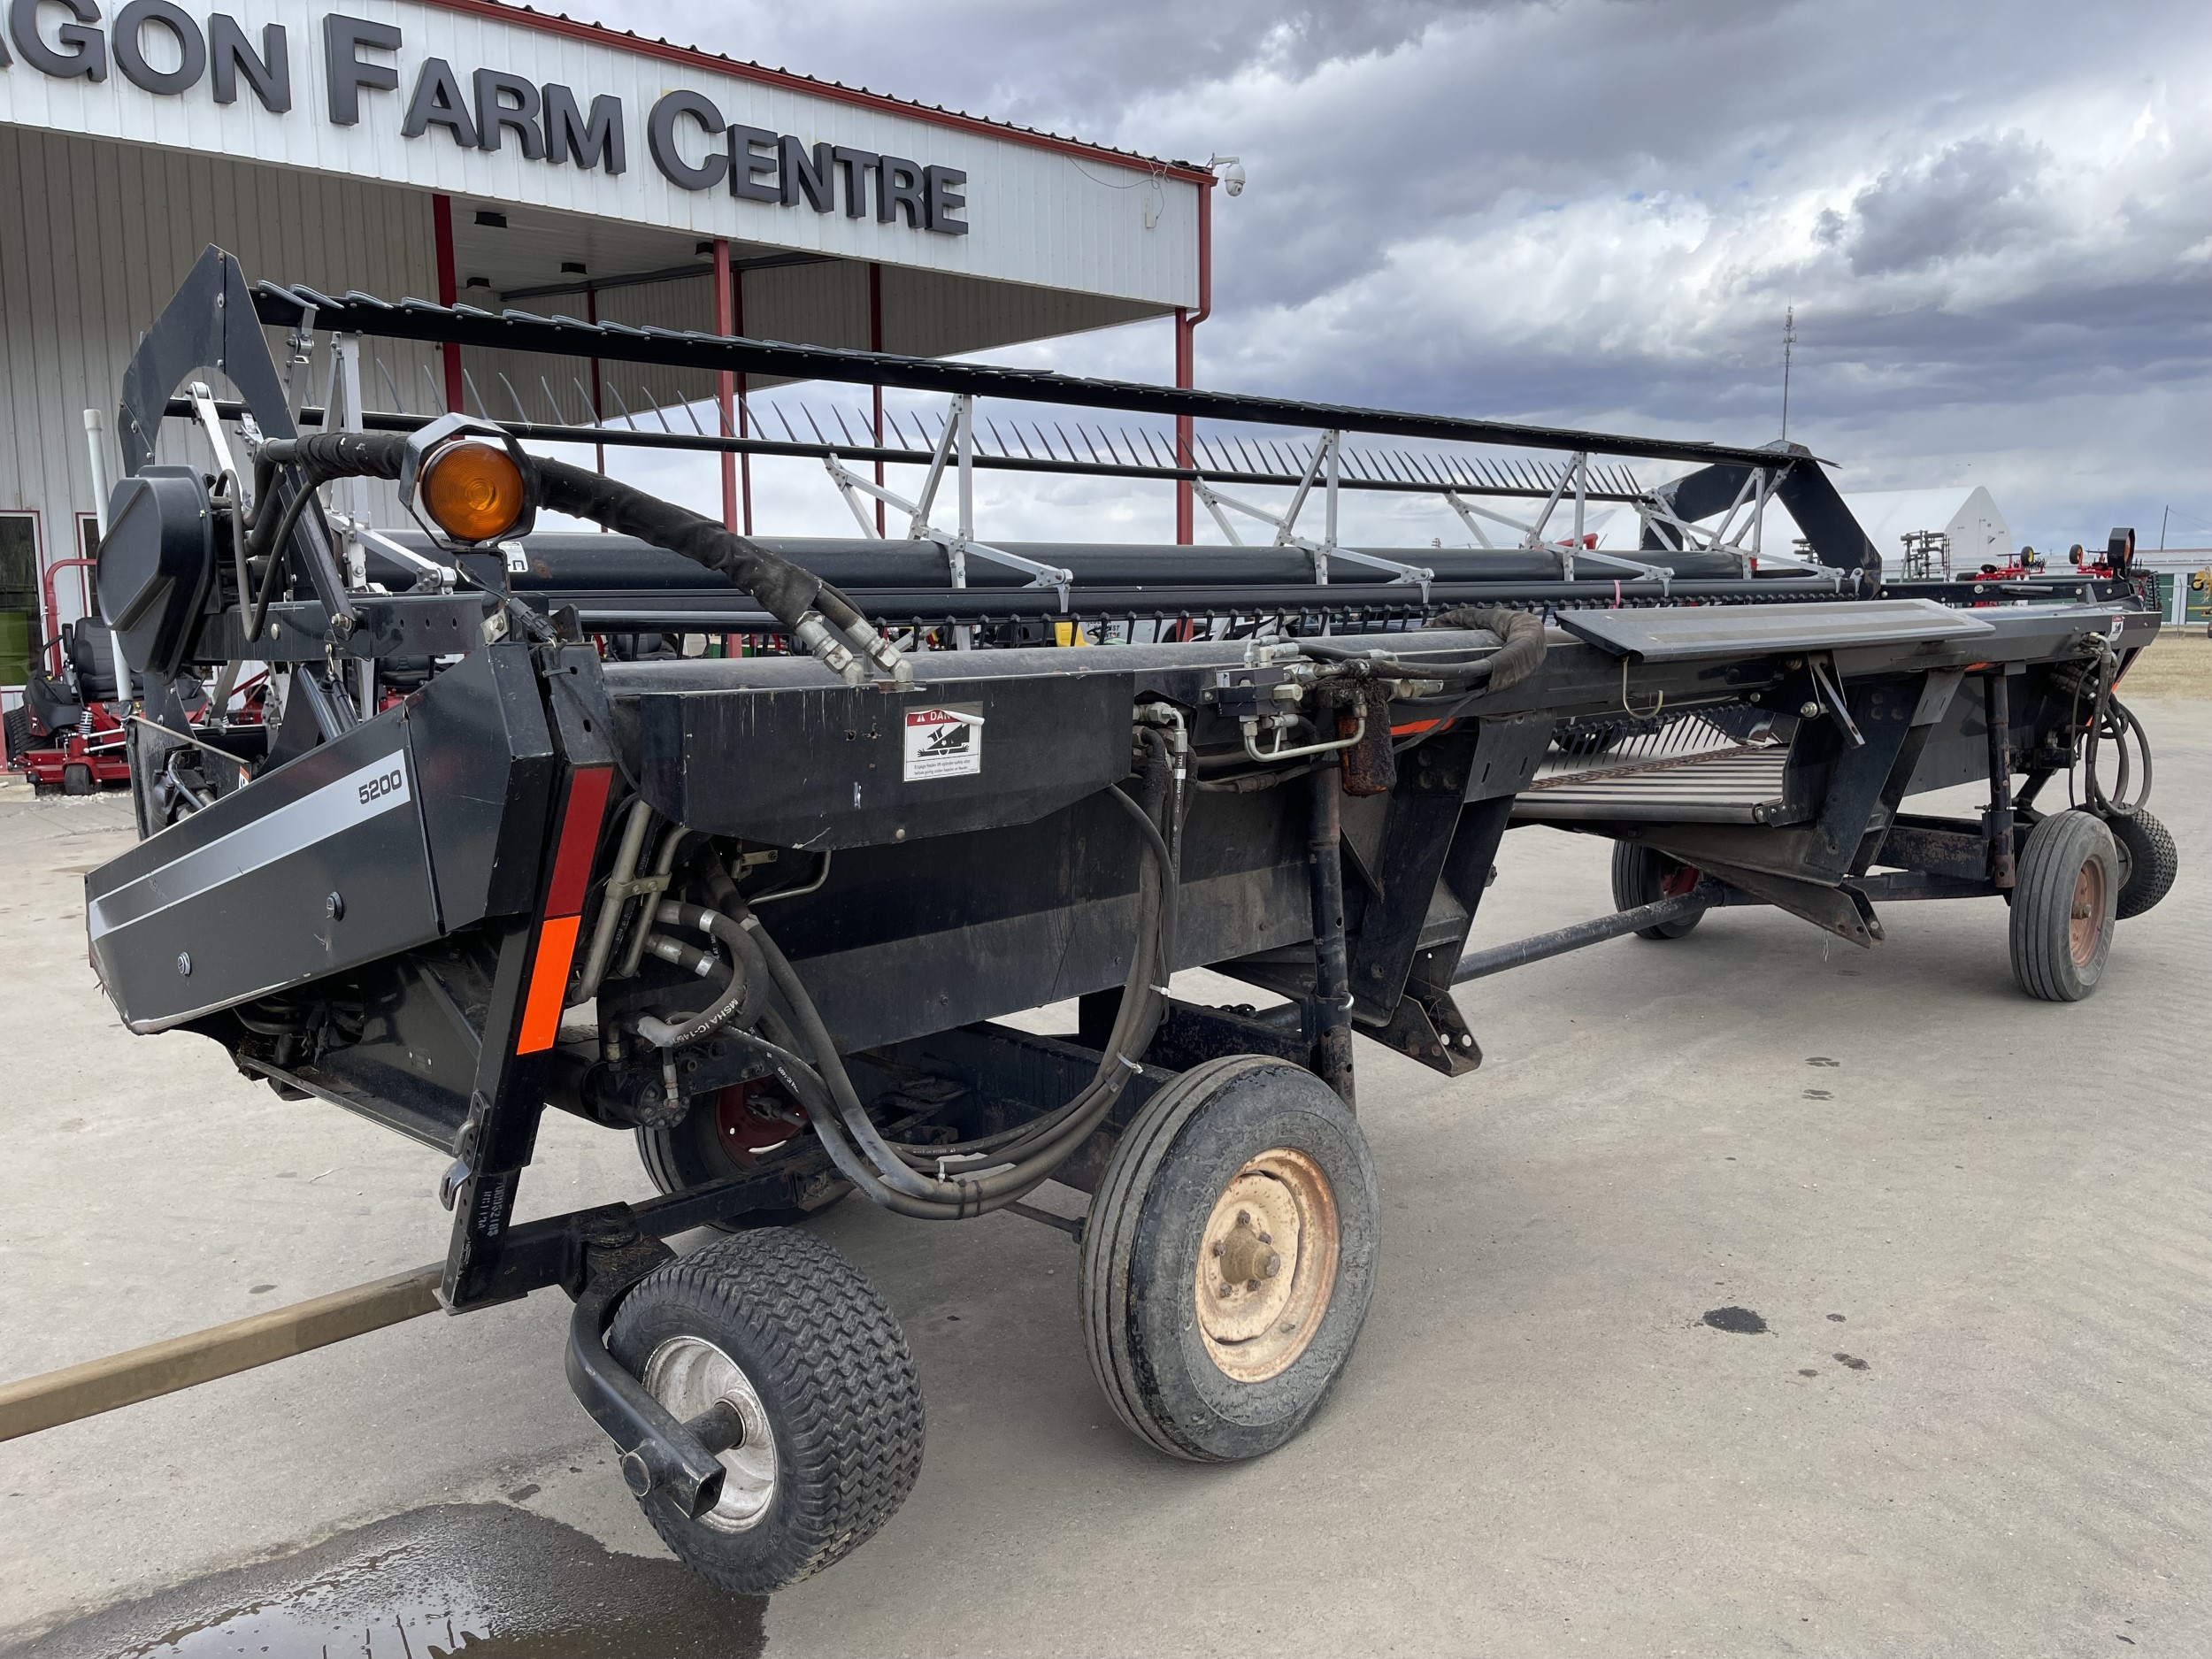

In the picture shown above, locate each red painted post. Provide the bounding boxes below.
[432,194,464,414]
[712,237,737,534]
[870,262,886,535]
[1174,179,1215,546]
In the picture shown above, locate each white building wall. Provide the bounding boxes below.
[0,125,441,626]
[0,0,1201,309]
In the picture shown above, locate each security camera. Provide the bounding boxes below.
[1207,155,1246,197]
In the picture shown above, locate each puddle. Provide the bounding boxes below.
[1701,1305,1770,1334]
[12,1503,766,1659]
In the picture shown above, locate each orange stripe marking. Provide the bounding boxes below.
[517,913,581,1055]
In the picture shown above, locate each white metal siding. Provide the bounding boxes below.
[0,124,440,622]
[0,0,1200,309]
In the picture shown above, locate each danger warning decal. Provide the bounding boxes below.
[903,703,985,780]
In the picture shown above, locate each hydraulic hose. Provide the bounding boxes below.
[637,900,771,1048]
[258,433,908,683]
[733,774,1173,1219]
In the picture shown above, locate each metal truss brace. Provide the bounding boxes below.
[1194,434,1433,598]
[822,444,1073,610]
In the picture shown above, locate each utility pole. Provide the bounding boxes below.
[1780,305,1797,441]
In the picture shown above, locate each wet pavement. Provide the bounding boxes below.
[14,1505,764,1659]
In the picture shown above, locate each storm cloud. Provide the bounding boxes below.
[569,0,2212,549]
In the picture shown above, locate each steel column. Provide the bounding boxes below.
[431,194,464,415]
[712,237,737,533]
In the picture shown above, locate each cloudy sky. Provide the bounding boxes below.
[560,0,2212,554]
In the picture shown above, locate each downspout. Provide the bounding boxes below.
[1174,176,1215,546]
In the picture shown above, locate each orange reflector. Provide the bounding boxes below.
[420,438,527,543]
[517,913,580,1056]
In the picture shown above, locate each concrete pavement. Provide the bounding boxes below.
[1,699,2204,1657]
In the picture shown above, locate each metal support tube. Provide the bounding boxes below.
[1983,672,2016,888]
[1307,754,1356,1107]
[1451,886,1717,984]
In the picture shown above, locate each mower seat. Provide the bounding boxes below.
[22,672,82,740]
[66,620,126,703]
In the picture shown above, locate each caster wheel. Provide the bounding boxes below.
[1611,841,1704,940]
[62,762,95,796]
[2009,810,2117,1002]
[2107,808,2177,919]
[1079,1055,1379,1463]
[607,1229,923,1592]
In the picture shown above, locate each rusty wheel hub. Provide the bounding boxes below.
[1194,1148,1340,1383]
[2068,858,2107,965]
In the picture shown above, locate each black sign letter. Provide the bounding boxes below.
[728,123,778,203]
[878,156,926,228]
[543,84,624,174]
[401,58,479,149]
[473,68,542,158]
[8,0,108,81]
[830,145,878,219]
[114,0,205,95]
[647,90,727,191]
[323,14,398,126]
[925,165,968,235]
[210,15,288,111]
[780,136,833,211]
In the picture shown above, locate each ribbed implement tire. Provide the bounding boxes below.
[2,705,28,763]
[2108,808,2177,919]
[1611,841,1704,940]
[1079,1055,1378,1463]
[607,1229,923,1593]
[2009,810,2118,1003]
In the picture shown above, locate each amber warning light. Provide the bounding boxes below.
[399,415,538,549]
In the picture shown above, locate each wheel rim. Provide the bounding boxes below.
[2068,856,2108,966]
[1194,1148,1340,1383]
[641,1335,779,1532]
[1659,859,1701,899]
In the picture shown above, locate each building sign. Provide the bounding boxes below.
[0,0,1200,308]
[2,2,967,232]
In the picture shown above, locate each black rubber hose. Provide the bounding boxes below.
[738,774,1171,1217]
[1418,605,1548,692]
[262,433,861,636]
[241,480,320,643]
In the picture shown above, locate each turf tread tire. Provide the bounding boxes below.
[607,1228,923,1593]
[2008,810,2117,1003]
[2108,808,2177,919]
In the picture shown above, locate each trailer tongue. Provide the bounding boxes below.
[15,247,2171,1594]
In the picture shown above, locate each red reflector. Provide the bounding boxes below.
[518,913,581,1055]
[544,766,613,918]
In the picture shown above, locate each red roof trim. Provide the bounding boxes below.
[419,0,1215,184]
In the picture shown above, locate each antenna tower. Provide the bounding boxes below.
[1780,305,1797,441]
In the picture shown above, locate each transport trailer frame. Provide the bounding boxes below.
[29,248,2172,1594]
